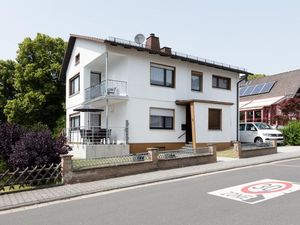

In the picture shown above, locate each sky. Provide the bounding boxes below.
[0,0,299,75]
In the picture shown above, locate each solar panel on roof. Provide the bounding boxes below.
[239,87,247,96]
[251,83,265,95]
[260,81,276,94]
[243,86,255,96]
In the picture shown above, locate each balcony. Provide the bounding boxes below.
[85,79,127,101]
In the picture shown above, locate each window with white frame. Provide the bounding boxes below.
[150,108,174,129]
[70,115,80,130]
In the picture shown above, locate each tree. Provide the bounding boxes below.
[4,33,66,130]
[248,74,266,80]
[0,60,16,122]
[278,98,300,119]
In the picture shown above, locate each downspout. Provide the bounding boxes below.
[105,52,109,142]
[236,74,248,141]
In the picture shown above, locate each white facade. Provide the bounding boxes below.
[63,34,245,157]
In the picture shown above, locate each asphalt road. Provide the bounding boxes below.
[1,159,300,225]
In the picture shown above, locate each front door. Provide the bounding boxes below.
[186,105,192,144]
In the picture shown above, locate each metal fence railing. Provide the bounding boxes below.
[157,148,212,160]
[0,163,62,193]
[107,36,247,72]
[72,153,151,170]
[85,79,127,101]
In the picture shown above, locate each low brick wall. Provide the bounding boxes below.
[61,146,217,184]
[234,140,277,159]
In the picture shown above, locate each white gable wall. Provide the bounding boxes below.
[103,46,238,143]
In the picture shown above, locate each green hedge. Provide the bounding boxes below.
[282,121,300,146]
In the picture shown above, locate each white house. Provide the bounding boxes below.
[60,33,251,159]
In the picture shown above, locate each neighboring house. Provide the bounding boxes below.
[240,70,300,127]
[60,33,251,159]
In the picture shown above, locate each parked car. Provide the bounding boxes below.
[240,122,284,144]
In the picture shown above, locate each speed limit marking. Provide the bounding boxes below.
[208,179,300,204]
[241,181,293,194]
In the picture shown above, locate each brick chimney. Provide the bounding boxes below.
[146,33,160,51]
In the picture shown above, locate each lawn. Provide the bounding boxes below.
[217,148,238,158]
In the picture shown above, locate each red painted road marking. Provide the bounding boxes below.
[241,181,293,194]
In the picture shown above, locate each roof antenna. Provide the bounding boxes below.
[134,34,145,45]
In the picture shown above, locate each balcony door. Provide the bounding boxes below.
[91,72,101,87]
[90,113,101,128]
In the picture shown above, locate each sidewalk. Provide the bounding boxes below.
[1,146,300,211]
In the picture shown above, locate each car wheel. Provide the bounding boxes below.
[255,137,263,144]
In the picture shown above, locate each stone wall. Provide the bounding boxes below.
[234,140,277,158]
[60,146,217,184]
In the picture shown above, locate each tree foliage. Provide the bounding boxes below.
[0,60,16,122]
[248,74,266,80]
[4,33,66,130]
[279,98,300,118]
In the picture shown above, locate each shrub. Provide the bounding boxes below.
[0,123,25,162]
[0,159,8,172]
[9,131,68,169]
[282,121,300,146]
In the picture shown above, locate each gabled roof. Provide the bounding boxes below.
[59,34,252,81]
[240,69,300,102]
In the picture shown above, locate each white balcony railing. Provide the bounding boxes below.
[85,79,127,101]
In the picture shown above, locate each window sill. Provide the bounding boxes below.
[191,89,203,93]
[150,128,175,130]
[150,84,175,89]
[212,87,231,91]
[69,92,80,98]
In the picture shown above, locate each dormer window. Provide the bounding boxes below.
[75,53,80,65]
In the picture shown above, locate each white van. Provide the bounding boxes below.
[239,122,284,144]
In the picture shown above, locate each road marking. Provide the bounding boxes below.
[1,158,300,214]
[208,179,300,204]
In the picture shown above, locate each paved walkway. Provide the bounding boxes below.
[1,146,300,211]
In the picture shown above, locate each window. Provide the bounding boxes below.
[191,71,203,92]
[150,108,174,129]
[75,53,80,65]
[246,124,256,131]
[69,74,80,95]
[150,63,175,88]
[212,75,231,90]
[70,115,80,130]
[239,124,245,131]
[208,108,222,130]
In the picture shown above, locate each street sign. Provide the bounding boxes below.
[208,179,300,204]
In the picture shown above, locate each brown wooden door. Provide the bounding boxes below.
[186,105,192,143]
